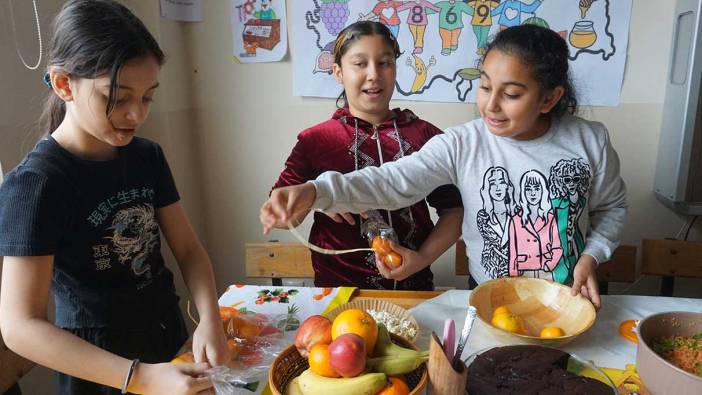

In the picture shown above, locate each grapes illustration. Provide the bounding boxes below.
[320,0,350,36]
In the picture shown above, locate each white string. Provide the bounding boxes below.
[287,220,374,255]
[8,0,43,70]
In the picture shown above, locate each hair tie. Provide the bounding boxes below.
[43,72,52,89]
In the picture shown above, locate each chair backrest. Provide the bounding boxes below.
[640,238,702,296]
[453,240,637,294]
[245,242,313,285]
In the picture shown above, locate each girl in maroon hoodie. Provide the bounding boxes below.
[270,21,463,290]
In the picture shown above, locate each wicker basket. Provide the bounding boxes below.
[325,299,419,344]
[269,333,428,395]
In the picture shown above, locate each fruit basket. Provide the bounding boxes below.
[269,333,428,395]
[325,299,419,344]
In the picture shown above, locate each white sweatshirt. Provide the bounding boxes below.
[312,114,627,285]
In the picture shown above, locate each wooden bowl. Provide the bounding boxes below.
[325,299,419,343]
[269,333,427,395]
[469,277,596,347]
[635,311,702,395]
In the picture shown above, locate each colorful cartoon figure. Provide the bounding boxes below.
[360,1,403,39]
[548,158,591,284]
[429,0,474,55]
[508,170,562,279]
[253,0,277,20]
[405,54,436,92]
[398,0,440,54]
[467,0,500,55]
[492,0,543,30]
[477,167,518,278]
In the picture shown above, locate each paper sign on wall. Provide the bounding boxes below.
[292,0,631,106]
[159,0,203,22]
[231,0,288,63]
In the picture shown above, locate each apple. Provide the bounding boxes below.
[328,333,366,378]
[294,315,332,357]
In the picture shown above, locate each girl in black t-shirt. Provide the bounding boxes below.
[0,1,228,394]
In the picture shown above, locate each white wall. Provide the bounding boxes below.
[1,0,700,393]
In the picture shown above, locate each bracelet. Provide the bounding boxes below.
[121,358,140,394]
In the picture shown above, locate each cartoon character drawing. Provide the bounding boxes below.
[467,0,500,55]
[429,0,474,55]
[106,204,160,278]
[313,41,336,74]
[508,170,562,279]
[405,54,436,92]
[360,0,403,39]
[477,167,518,278]
[253,0,277,20]
[548,158,591,284]
[398,0,440,54]
[492,0,543,30]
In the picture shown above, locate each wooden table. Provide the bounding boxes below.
[352,289,444,309]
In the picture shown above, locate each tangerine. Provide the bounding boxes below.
[540,327,566,338]
[377,376,411,395]
[371,236,393,255]
[491,312,523,334]
[493,305,511,317]
[384,251,403,268]
[308,343,340,378]
[331,309,378,356]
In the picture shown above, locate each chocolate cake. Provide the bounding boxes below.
[466,345,613,395]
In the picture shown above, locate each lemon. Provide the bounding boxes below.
[491,312,523,334]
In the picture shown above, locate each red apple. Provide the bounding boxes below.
[294,315,332,357]
[328,333,366,378]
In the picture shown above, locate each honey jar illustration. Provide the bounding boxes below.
[569,20,597,49]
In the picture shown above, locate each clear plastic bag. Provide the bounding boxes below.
[176,309,299,394]
[361,210,403,268]
[360,209,399,244]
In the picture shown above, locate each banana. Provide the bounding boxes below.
[284,377,304,395]
[297,369,388,395]
[366,353,430,375]
[374,323,425,358]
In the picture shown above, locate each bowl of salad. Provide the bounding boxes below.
[636,311,702,395]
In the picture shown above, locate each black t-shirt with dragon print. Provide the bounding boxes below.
[0,136,180,328]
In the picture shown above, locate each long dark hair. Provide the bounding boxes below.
[42,0,165,135]
[333,21,401,108]
[481,24,578,117]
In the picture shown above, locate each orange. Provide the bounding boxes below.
[376,376,410,395]
[219,306,239,321]
[372,236,392,255]
[540,327,566,338]
[228,315,263,339]
[331,308,378,356]
[493,305,511,317]
[384,251,403,268]
[491,312,523,334]
[308,343,340,378]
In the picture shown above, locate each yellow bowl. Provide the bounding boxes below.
[469,277,596,347]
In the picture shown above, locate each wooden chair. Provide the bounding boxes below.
[454,240,637,294]
[246,240,479,286]
[640,239,702,296]
[245,241,314,285]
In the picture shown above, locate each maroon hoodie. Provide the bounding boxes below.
[272,108,462,290]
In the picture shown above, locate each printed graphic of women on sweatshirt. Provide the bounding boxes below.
[549,158,591,284]
[477,167,518,278]
[508,170,562,279]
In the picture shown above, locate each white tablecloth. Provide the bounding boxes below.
[409,290,702,369]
